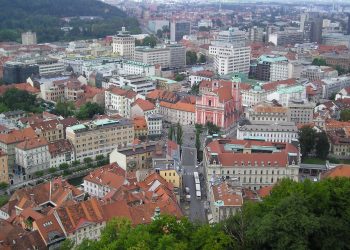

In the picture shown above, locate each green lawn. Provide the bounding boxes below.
[302,158,326,164]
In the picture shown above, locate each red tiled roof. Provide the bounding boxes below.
[16,137,48,150]
[212,182,243,206]
[132,98,155,111]
[48,139,74,157]
[262,78,297,91]
[160,101,195,113]
[133,116,147,131]
[108,86,137,99]
[257,185,273,198]
[322,165,350,179]
[0,127,37,144]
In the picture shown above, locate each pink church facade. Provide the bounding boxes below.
[195,77,242,130]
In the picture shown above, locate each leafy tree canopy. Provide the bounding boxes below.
[0,88,43,113]
[75,102,104,120]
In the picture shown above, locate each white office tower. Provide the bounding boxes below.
[209,28,251,75]
[112,27,135,59]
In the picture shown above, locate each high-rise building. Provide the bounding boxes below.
[167,44,186,68]
[170,21,191,42]
[300,12,323,44]
[112,27,135,59]
[21,31,37,45]
[209,28,251,75]
[248,26,264,43]
[135,46,171,68]
[255,55,288,81]
[268,31,304,46]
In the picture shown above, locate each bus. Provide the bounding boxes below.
[194,172,200,184]
[196,190,201,199]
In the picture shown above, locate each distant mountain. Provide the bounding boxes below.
[0,0,140,43]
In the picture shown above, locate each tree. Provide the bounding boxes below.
[54,101,75,117]
[186,51,197,65]
[156,29,163,39]
[176,123,183,146]
[340,109,350,121]
[168,125,174,140]
[34,170,44,177]
[0,88,42,113]
[189,84,199,95]
[195,130,201,159]
[60,239,75,250]
[142,35,157,48]
[175,74,185,82]
[84,157,93,164]
[206,121,220,135]
[312,58,327,66]
[329,92,337,100]
[198,54,206,64]
[59,163,69,170]
[335,65,348,75]
[48,168,57,174]
[76,102,104,120]
[315,132,330,159]
[298,125,316,158]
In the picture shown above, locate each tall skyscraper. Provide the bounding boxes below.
[170,21,191,42]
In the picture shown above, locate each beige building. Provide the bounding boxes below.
[112,27,135,59]
[110,142,158,170]
[247,103,289,122]
[159,101,195,125]
[134,46,171,68]
[288,101,314,125]
[66,118,134,161]
[0,151,8,184]
[204,139,300,191]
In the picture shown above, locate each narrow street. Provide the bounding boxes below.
[181,147,207,223]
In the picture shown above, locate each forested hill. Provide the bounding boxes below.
[0,0,140,43]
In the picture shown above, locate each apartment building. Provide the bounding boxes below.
[255,55,289,81]
[83,163,128,198]
[210,180,243,223]
[146,114,163,136]
[30,118,79,142]
[0,151,8,184]
[189,70,214,87]
[327,129,350,159]
[110,142,158,170]
[270,61,289,82]
[321,76,350,99]
[105,87,137,118]
[209,28,251,75]
[133,116,148,138]
[0,128,37,180]
[135,46,171,68]
[66,118,134,161]
[112,27,135,59]
[168,44,186,68]
[159,101,195,125]
[130,98,157,118]
[15,137,50,180]
[268,30,304,46]
[48,139,75,168]
[267,84,307,107]
[170,20,191,42]
[204,139,300,190]
[237,121,298,143]
[288,101,315,125]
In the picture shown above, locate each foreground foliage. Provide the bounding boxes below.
[68,178,350,250]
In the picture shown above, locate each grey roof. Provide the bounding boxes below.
[238,121,297,132]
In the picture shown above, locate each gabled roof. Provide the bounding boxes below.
[56,198,104,234]
[0,127,37,145]
[48,139,74,157]
[132,98,155,111]
[16,137,48,150]
[160,101,195,113]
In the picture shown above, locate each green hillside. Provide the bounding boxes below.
[0,0,140,43]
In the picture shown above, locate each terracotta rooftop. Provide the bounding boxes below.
[34,213,65,246]
[133,116,147,131]
[108,86,137,99]
[321,165,350,179]
[262,78,297,91]
[15,137,48,150]
[205,139,299,168]
[0,127,37,144]
[48,139,74,157]
[56,198,104,234]
[146,89,178,103]
[84,163,127,190]
[0,83,40,95]
[252,103,288,113]
[256,185,273,198]
[212,182,243,207]
[160,101,195,113]
[132,98,155,111]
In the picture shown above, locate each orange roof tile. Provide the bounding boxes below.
[132,98,155,111]
[0,127,37,145]
[322,165,350,178]
[16,137,48,150]
[160,101,195,113]
[133,116,147,130]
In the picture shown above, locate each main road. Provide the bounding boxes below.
[181,146,207,223]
